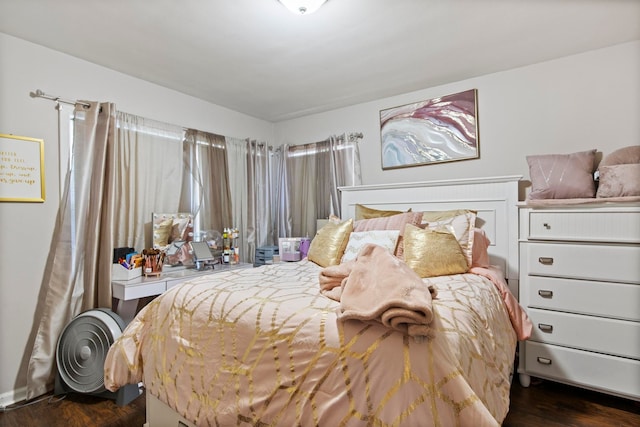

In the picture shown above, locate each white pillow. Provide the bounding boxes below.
[341,230,400,263]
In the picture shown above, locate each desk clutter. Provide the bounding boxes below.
[113,220,245,280]
[222,228,240,265]
[278,237,310,262]
[255,238,311,267]
[112,246,167,279]
[112,248,143,280]
[142,248,165,276]
[255,245,279,267]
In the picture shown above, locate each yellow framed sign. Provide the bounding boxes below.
[0,134,45,202]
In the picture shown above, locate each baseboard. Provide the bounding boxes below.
[0,386,27,408]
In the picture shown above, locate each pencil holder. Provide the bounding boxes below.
[142,248,165,276]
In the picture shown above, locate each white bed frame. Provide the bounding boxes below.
[142,175,522,427]
[339,175,522,297]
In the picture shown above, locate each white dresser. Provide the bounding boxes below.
[517,203,640,401]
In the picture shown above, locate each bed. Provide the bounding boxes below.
[104,175,531,427]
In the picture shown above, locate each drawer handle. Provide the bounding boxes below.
[538,290,553,298]
[543,223,551,230]
[538,323,553,333]
[538,257,554,265]
[537,357,552,365]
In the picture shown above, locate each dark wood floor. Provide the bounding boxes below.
[1,379,638,426]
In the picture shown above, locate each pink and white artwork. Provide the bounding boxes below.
[380,89,479,169]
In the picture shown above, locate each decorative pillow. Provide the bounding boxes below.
[353,211,422,232]
[596,164,640,198]
[598,145,640,167]
[470,228,491,268]
[526,149,597,199]
[420,210,476,267]
[340,230,400,263]
[402,224,469,278]
[153,218,174,248]
[307,218,354,267]
[353,211,423,256]
[171,216,192,242]
[420,209,472,222]
[355,204,406,220]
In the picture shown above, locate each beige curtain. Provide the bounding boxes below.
[113,112,184,250]
[328,134,362,218]
[181,130,232,237]
[246,140,276,259]
[26,102,117,399]
[277,133,362,238]
[226,138,277,263]
[285,142,325,237]
[225,137,250,262]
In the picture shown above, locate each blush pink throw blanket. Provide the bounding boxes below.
[319,243,437,338]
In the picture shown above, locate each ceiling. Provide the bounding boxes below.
[1,0,639,122]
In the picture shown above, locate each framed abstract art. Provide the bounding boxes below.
[380,89,479,169]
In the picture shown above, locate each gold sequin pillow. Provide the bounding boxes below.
[420,210,476,267]
[307,218,354,267]
[355,204,406,220]
[403,224,469,278]
[153,218,174,248]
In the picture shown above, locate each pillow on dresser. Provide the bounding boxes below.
[596,145,640,198]
[596,164,640,198]
[598,145,640,167]
[526,149,597,199]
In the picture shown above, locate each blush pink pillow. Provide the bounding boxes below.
[596,164,640,198]
[353,211,423,233]
[598,145,640,167]
[353,211,423,257]
[470,228,491,268]
[526,149,597,200]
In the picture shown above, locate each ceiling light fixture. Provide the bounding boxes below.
[278,0,328,15]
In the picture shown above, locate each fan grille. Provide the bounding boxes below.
[56,310,122,394]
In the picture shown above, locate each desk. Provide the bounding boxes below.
[112,263,252,322]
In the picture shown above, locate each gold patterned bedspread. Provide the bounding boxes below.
[104,259,516,426]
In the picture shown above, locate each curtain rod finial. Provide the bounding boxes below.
[29,89,45,98]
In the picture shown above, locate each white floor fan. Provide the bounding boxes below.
[55,308,141,406]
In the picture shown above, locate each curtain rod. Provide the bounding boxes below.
[29,89,91,108]
[333,132,363,143]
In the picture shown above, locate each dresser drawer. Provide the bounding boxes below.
[528,308,640,359]
[526,210,640,243]
[522,242,640,284]
[526,276,640,321]
[524,341,640,400]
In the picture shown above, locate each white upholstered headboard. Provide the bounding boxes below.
[339,175,522,298]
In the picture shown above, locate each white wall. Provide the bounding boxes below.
[275,40,640,201]
[1,32,638,404]
[0,33,274,404]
